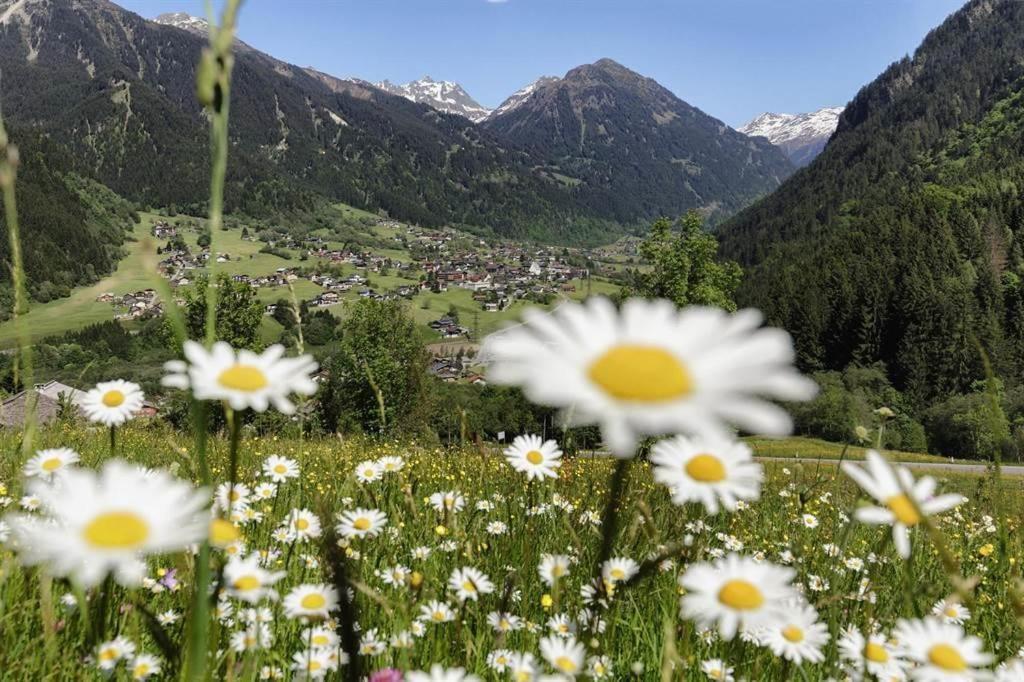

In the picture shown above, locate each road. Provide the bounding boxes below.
[756,456,1024,476]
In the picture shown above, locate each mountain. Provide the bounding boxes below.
[738,107,842,166]
[483,58,795,224]
[719,0,1024,406]
[489,76,560,119]
[374,77,491,122]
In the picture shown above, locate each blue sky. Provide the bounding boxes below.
[116,0,965,128]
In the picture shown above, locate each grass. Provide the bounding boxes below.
[0,423,1021,679]
[744,436,955,464]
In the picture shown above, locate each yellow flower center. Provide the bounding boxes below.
[312,635,329,646]
[300,593,327,610]
[526,450,544,465]
[273,464,287,474]
[83,511,149,549]
[462,580,477,592]
[353,517,371,531]
[587,344,693,402]
[944,607,959,618]
[233,575,261,592]
[295,518,310,531]
[133,663,150,678]
[209,518,240,545]
[99,648,119,662]
[552,565,566,577]
[865,642,890,663]
[218,364,268,392]
[927,643,967,672]
[308,661,322,672]
[102,390,125,407]
[782,625,804,643]
[41,457,63,472]
[886,494,921,526]
[555,656,578,673]
[685,454,727,482]
[433,611,445,621]
[610,568,625,580]
[717,579,764,610]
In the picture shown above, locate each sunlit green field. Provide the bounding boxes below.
[0,424,1020,679]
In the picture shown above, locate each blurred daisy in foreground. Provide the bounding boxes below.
[282,584,338,620]
[894,617,992,681]
[223,554,285,603]
[23,448,80,481]
[539,554,571,586]
[756,600,828,664]
[6,460,208,587]
[650,436,762,514]
[406,665,480,682]
[503,434,562,480]
[291,647,337,680]
[482,297,815,456]
[540,635,586,677]
[81,380,145,426]
[96,636,135,671]
[996,659,1024,682]
[842,451,964,558]
[162,341,317,414]
[678,553,797,640]
[701,659,734,682]
[837,626,906,680]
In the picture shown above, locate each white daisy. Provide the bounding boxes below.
[678,553,797,640]
[540,635,586,677]
[430,490,466,514]
[81,380,145,426]
[406,665,480,682]
[503,434,562,480]
[894,617,993,681]
[354,460,383,484]
[756,600,828,664]
[602,557,639,584]
[223,554,285,603]
[650,435,762,514]
[842,451,965,558]
[283,508,322,543]
[23,448,80,481]
[931,599,972,625]
[701,659,734,681]
[482,297,815,456]
[291,647,336,680]
[129,653,161,680]
[487,611,523,633]
[838,626,907,680]
[377,455,405,473]
[282,584,338,620]
[230,623,273,652]
[253,482,277,500]
[214,481,251,513]
[6,460,208,587]
[336,508,387,539]
[488,649,515,672]
[419,600,456,624]
[162,341,317,414]
[303,626,339,649]
[996,659,1024,682]
[509,653,539,681]
[449,566,495,602]
[96,636,136,671]
[539,554,572,586]
[262,455,299,483]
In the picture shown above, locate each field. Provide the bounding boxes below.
[0,423,1021,680]
[0,209,622,349]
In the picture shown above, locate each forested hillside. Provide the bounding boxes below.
[718,0,1024,407]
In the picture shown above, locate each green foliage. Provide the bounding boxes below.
[628,212,742,310]
[180,274,263,350]
[318,299,429,435]
[720,1,1024,411]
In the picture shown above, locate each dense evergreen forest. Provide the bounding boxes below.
[719,0,1024,417]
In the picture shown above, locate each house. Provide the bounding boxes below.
[0,381,86,428]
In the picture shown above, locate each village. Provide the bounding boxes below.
[94,219,604,346]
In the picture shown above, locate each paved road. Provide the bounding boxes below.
[756,456,1024,476]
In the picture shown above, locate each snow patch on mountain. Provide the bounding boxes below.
[154,12,209,35]
[488,76,560,119]
[374,76,491,122]
[739,107,843,166]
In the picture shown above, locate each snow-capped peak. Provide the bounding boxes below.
[488,76,560,119]
[154,12,210,35]
[374,77,492,122]
[739,106,843,166]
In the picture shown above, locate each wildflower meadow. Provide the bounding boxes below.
[0,3,1022,681]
